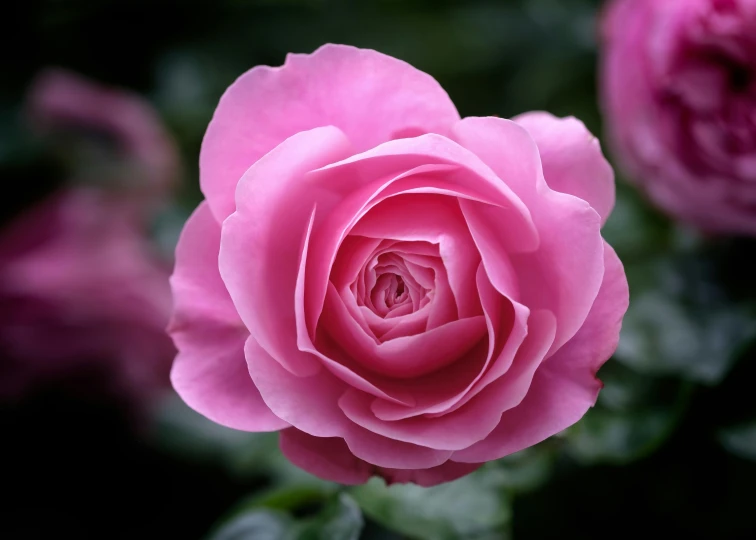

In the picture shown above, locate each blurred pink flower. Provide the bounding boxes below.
[27,68,181,218]
[0,68,180,409]
[0,189,175,406]
[601,0,756,234]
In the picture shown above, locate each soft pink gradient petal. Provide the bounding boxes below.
[370,264,528,421]
[331,239,448,341]
[514,112,615,224]
[460,266,528,398]
[307,332,418,406]
[452,243,629,463]
[200,44,460,221]
[246,336,348,438]
[330,236,385,292]
[416,266,532,418]
[313,134,539,253]
[379,461,483,487]
[453,117,604,354]
[297,134,541,345]
[248,339,452,469]
[321,283,487,378]
[342,426,453,469]
[279,429,373,485]
[295,215,417,405]
[280,429,480,486]
[169,203,287,431]
[460,201,522,301]
[304,164,457,335]
[339,310,555,450]
[350,193,481,320]
[317,327,489,417]
[220,126,352,377]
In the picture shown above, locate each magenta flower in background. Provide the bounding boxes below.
[0,189,175,406]
[601,0,756,234]
[27,68,181,218]
[0,68,180,410]
[169,44,629,486]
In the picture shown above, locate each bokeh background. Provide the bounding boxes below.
[2,0,756,538]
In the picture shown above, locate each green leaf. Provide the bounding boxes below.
[238,485,336,514]
[616,253,756,384]
[489,446,556,495]
[719,422,756,461]
[212,492,363,540]
[350,466,510,540]
[299,493,364,540]
[567,407,676,465]
[209,509,296,540]
[565,362,692,464]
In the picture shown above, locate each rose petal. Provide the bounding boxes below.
[307,330,418,406]
[314,133,539,254]
[424,267,532,417]
[342,426,453,469]
[249,338,451,469]
[220,126,352,377]
[296,210,417,405]
[169,203,287,431]
[452,243,629,462]
[279,428,372,485]
[350,193,480,320]
[246,335,348,437]
[332,239,447,341]
[370,263,528,421]
[301,136,539,345]
[514,112,615,224]
[459,200,522,301]
[453,117,604,353]
[379,461,483,487]
[280,429,476,486]
[321,283,487,378]
[306,164,457,335]
[339,310,555,450]
[200,44,460,221]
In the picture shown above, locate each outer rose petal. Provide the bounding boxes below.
[169,203,288,431]
[338,310,555,450]
[514,111,615,224]
[247,337,453,469]
[453,117,605,354]
[379,461,482,487]
[246,335,348,438]
[220,126,352,377]
[280,429,372,485]
[453,243,629,462]
[200,44,461,221]
[280,429,481,487]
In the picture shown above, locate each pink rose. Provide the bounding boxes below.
[601,0,756,234]
[0,189,175,407]
[169,44,628,486]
